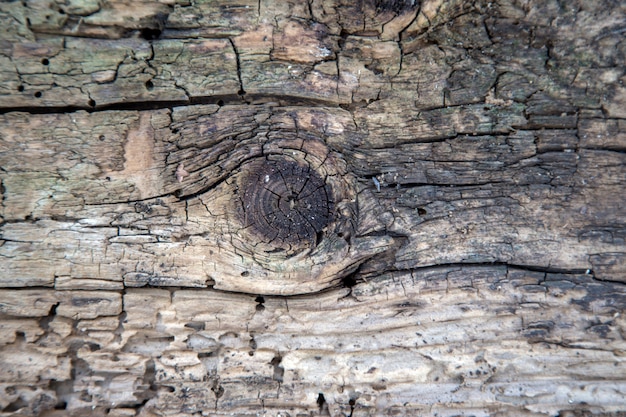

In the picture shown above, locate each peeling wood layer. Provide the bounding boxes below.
[1,266,626,416]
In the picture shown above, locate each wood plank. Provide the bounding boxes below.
[0,0,625,415]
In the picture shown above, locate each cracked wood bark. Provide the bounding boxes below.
[0,0,625,416]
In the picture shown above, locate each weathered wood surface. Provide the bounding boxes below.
[0,0,625,415]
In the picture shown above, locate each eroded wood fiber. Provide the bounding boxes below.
[0,0,625,415]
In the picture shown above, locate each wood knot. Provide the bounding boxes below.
[174,127,392,296]
[237,157,334,252]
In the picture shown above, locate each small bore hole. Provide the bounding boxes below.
[41,58,49,65]
[255,295,265,312]
[237,89,246,96]
[241,271,249,277]
[140,28,162,40]
[88,99,96,107]
[417,208,427,216]
[54,401,67,410]
[342,274,357,288]
[17,85,24,92]
[145,80,154,90]
[317,393,327,411]
[34,91,42,98]
[99,135,105,141]
[217,99,224,106]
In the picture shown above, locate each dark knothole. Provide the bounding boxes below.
[237,157,334,251]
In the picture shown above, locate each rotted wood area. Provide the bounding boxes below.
[0,0,625,416]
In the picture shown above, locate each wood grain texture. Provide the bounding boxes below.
[0,0,625,415]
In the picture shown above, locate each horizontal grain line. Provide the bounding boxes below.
[0,95,345,115]
[407,262,590,275]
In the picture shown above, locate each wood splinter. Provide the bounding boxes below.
[175,163,189,183]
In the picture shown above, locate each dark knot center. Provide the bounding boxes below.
[237,158,334,251]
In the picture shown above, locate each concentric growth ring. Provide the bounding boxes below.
[209,135,376,295]
[237,157,334,252]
